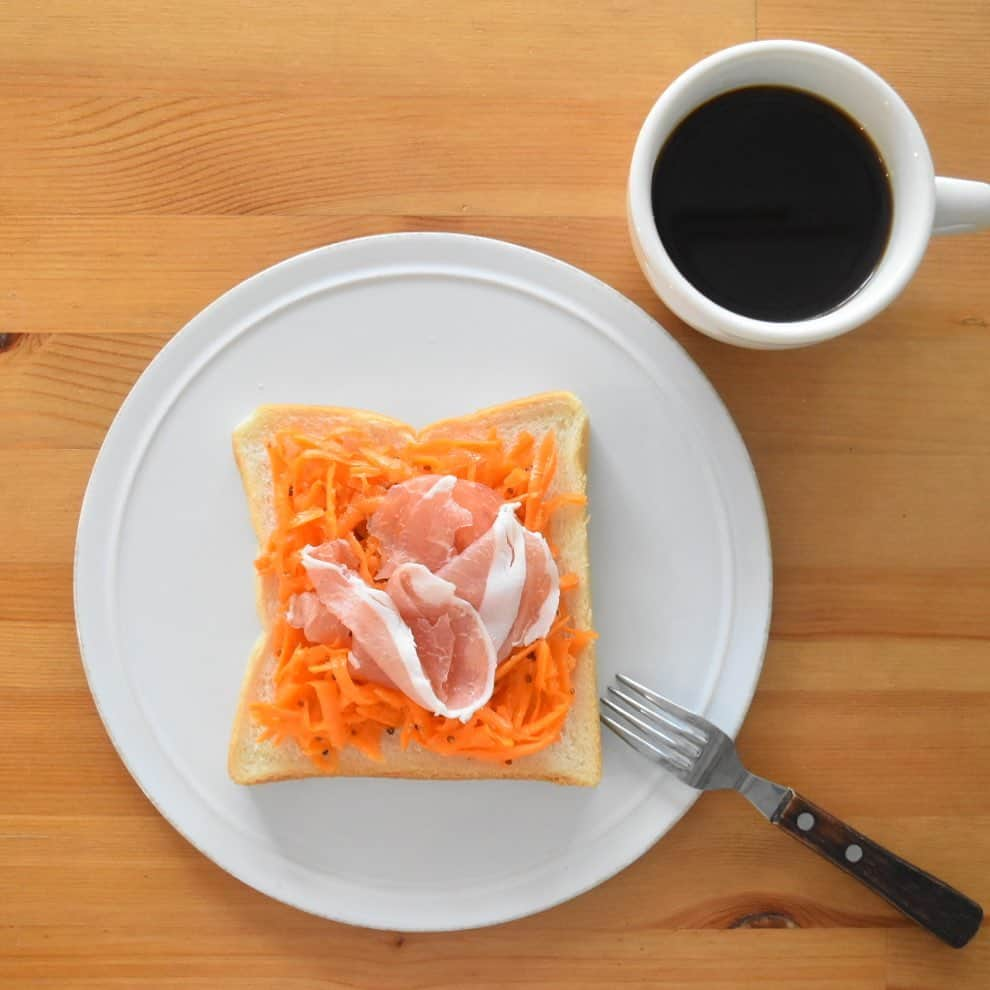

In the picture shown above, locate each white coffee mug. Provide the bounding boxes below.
[628,40,990,349]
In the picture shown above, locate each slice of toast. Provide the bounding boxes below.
[228,392,600,786]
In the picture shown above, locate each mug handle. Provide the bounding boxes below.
[933,177,990,235]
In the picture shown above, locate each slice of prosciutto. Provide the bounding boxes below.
[300,547,496,720]
[386,563,496,716]
[286,539,359,646]
[285,590,349,647]
[368,474,501,578]
[439,502,560,660]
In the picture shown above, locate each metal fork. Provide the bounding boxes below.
[602,674,983,948]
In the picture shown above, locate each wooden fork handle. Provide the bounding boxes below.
[774,792,983,948]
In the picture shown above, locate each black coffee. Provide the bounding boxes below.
[651,86,893,322]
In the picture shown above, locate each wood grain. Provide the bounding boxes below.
[1,0,988,986]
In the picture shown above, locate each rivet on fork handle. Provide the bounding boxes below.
[774,792,983,949]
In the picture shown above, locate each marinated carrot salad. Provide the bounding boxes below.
[253,427,595,767]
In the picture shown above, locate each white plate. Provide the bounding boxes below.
[75,233,771,932]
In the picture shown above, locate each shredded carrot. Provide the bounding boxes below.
[251,425,594,766]
[524,429,558,531]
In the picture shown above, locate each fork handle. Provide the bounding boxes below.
[774,792,983,948]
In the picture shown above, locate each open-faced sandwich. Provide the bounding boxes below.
[228,392,600,786]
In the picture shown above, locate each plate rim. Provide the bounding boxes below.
[74,232,772,930]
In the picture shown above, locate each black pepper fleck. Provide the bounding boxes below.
[322,749,329,757]
[386,727,395,735]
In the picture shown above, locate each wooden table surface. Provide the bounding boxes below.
[2,1,988,986]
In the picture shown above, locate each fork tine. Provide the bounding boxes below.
[605,687,702,759]
[600,697,695,771]
[615,674,709,743]
[600,712,693,780]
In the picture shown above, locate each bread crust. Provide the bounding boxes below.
[228,392,600,786]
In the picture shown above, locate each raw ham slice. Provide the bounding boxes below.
[439,502,560,659]
[300,548,495,720]
[368,475,501,578]
[505,529,560,654]
[438,502,525,657]
[285,539,360,646]
[386,563,496,714]
[305,538,360,570]
[346,645,395,688]
[286,591,348,646]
